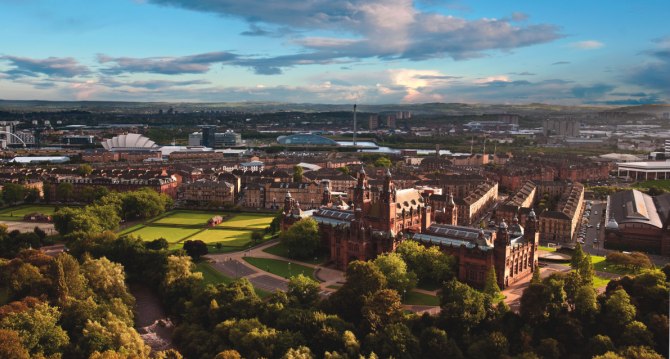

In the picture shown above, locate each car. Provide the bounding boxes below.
[587,224,593,228]
[578,239,585,244]
[594,211,598,215]
[597,223,601,230]
[593,238,598,243]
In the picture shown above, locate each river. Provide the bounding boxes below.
[336,141,461,155]
[130,283,174,352]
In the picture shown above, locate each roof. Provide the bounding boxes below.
[413,224,494,250]
[607,190,663,229]
[617,161,670,171]
[101,133,158,151]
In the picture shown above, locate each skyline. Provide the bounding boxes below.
[0,0,668,105]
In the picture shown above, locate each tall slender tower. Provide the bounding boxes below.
[353,104,357,147]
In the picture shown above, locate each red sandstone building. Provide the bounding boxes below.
[282,167,539,289]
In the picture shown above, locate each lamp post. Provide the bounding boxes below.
[288,262,292,277]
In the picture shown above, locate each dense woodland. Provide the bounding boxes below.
[0,190,668,358]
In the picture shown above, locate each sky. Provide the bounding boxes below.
[0,0,668,105]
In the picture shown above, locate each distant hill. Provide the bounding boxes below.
[0,99,658,116]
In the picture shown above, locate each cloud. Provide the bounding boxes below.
[569,40,604,50]
[146,0,562,64]
[571,83,614,99]
[552,61,570,65]
[508,71,535,76]
[98,52,238,75]
[0,56,90,78]
[627,37,670,95]
[101,78,211,90]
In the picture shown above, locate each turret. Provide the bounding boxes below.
[445,192,458,225]
[283,191,294,215]
[322,180,332,206]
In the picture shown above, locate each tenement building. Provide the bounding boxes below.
[604,190,670,255]
[538,182,584,243]
[282,167,539,289]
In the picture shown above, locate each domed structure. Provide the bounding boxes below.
[101,133,158,151]
[605,217,619,230]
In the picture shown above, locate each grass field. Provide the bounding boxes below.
[593,276,610,289]
[592,255,636,275]
[128,226,201,243]
[634,179,670,192]
[194,262,270,297]
[243,257,315,279]
[403,291,440,306]
[152,211,224,226]
[220,213,274,229]
[539,246,557,252]
[191,228,253,246]
[0,205,63,220]
[262,242,328,265]
[195,262,234,286]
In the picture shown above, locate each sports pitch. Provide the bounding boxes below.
[151,210,225,226]
[219,213,274,229]
[123,210,274,249]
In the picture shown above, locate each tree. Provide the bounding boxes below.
[374,157,392,168]
[2,183,25,205]
[282,346,314,359]
[571,242,585,269]
[56,182,74,202]
[467,331,509,359]
[0,302,69,357]
[373,253,417,294]
[338,167,350,175]
[364,322,419,359]
[396,241,455,286]
[287,274,321,308]
[620,321,655,347]
[574,285,598,319]
[146,238,169,250]
[183,240,209,260]
[293,165,304,183]
[483,266,501,299]
[327,261,387,324]
[23,188,39,203]
[361,288,405,333]
[0,329,30,359]
[280,218,320,259]
[588,335,615,358]
[81,256,134,306]
[214,350,242,359]
[603,288,636,334]
[251,230,264,244]
[440,279,486,338]
[80,313,150,357]
[77,164,93,177]
[419,327,463,359]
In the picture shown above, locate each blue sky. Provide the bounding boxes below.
[0,0,668,105]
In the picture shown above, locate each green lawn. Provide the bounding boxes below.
[592,255,638,275]
[194,262,270,297]
[403,291,440,306]
[0,205,64,220]
[220,213,274,229]
[118,224,145,236]
[416,280,442,291]
[539,246,557,252]
[195,262,234,286]
[191,228,253,246]
[152,211,224,226]
[127,226,201,243]
[593,276,610,289]
[634,179,670,192]
[243,257,316,279]
[262,242,328,265]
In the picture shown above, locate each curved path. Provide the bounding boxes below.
[204,240,440,313]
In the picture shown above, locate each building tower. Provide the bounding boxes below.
[445,192,458,225]
[353,104,358,147]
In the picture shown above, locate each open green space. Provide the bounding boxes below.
[192,228,253,246]
[416,280,441,292]
[194,262,270,297]
[593,276,610,289]
[152,210,224,226]
[262,242,328,265]
[127,225,201,243]
[592,255,637,275]
[539,246,557,252]
[0,205,64,220]
[402,291,440,306]
[243,257,316,280]
[219,213,274,229]
[118,224,145,236]
[634,179,670,192]
[195,262,234,286]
